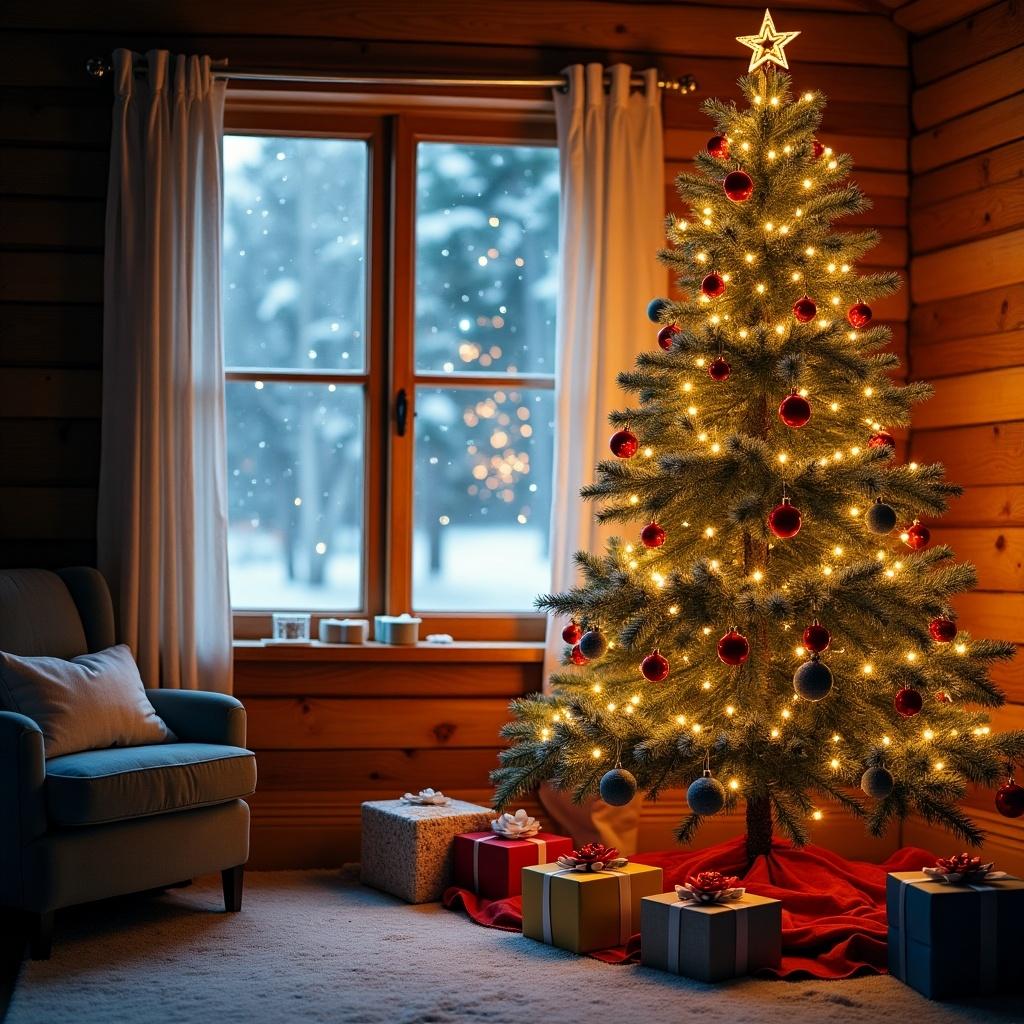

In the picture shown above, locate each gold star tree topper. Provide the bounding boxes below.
[736,9,801,73]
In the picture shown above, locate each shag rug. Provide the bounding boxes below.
[5,869,1021,1024]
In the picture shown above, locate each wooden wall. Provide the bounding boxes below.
[900,0,1024,872]
[0,1,922,867]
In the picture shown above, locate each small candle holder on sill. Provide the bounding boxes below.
[263,612,312,645]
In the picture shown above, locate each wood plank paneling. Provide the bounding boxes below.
[912,422,1024,485]
[911,93,1024,175]
[911,180,1024,255]
[910,229,1024,303]
[912,2,1024,85]
[912,46,1024,132]
[911,139,1024,210]
[914,366,1024,429]
[246,697,513,749]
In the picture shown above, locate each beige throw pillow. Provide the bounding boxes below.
[0,644,174,758]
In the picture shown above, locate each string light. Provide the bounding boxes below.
[922,728,934,741]
[812,810,823,821]
[591,748,602,759]
[830,758,840,769]
[729,778,740,791]
[725,705,736,716]
[881,735,891,746]
[668,605,679,615]
[675,714,687,726]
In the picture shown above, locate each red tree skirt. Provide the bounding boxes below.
[443,835,939,978]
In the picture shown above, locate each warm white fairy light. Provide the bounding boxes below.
[643,446,654,457]
[791,271,802,282]
[738,329,749,339]
[864,386,874,397]
[770,728,780,739]
[729,778,740,791]
[675,714,687,726]
[777,452,788,464]
[725,705,736,716]
[849,506,861,517]
[751,570,764,583]
[922,728,934,741]
[756,283,766,294]
[607,702,617,712]
[830,758,840,770]
[702,680,712,690]
[668,605,679,615]
[592,683,602,693]
[862,663,873,675]
[631,694,641,705]
[696,252,708,263]
[955,643,967,654]
[709,559,721,570]
[691,723,703,734]
[812,810,823,821]
[629,494,639,505]
[830,402,840,411]
[934,761,945,771]
[710,441,721,453]
[591,748,602,759]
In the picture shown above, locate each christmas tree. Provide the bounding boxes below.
[493,11,1024,864]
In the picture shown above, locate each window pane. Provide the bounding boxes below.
[414,142,559,375]
[413,386,554,611]
[226,381,364,610]
[223,136,368,371]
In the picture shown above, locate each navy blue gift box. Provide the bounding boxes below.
[886,870,1024,1000]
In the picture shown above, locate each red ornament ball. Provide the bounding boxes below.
[802,622,831,654]
[724,169,754,203]
[995,778,1024,818]
[929,617,957,643]
[609,428,639,459]
[768,497,802,539]
[707,135,729,160]
[779,392,812,428]
[570,644,588,666]
[869,430,896,449]
[793,296,817,323]
[640,521,666,549]
[641,649,670,682]
[708,355,732,382]
[904,520,931,550]
[701,272,726,298]
[657,324,679,351]
[847,303,872,329]
[717,629,750,666]
[562,621,583,645]
[894,686,924,718]
[812,140,825,159]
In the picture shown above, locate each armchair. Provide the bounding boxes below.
[0,568,255,959]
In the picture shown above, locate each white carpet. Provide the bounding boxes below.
[6,870,1021,1024]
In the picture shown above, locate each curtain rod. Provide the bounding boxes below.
[84,57,698,94]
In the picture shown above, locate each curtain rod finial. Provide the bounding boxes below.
[86,57,111,79]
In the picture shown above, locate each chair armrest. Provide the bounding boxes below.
[145,689,247,747]
[0,711,47,904]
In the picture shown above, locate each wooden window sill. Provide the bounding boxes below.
[233,639,545,663]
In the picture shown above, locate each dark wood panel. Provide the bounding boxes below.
[897,0,1006,36]
[912,46,1024,132]
[911,94,1024,175]
[235,658,541,698]
[913,2,1024,85]
[0,4,909,67]
[955,592,1024,642]
[911,330,1023,379]
[0,251,103,303]
[910,283,1024,346]
[0,88,110,148]
[0,145,108,198]
[940,485,1024,529]
[911,421,1024,486]
[914,367,1024,429]
[246,696,513,749]
[910,229,1024,304]
[911,179,1024,255]
[0,196,105,250]
[930,526,1024,592]
[0,418,100,485]
[0,368,101,417]
[0,485,96,540]
[256,747,500,790]
[911,139,1024,211]
[0,304,102,367]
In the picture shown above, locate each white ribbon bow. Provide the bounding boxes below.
[555,854,628,872]
[491,808,541,838]
[674,882,746,904]
[400,788,451,805]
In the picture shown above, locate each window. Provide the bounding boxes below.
[222,110,559,636]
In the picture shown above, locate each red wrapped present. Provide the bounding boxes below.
[453,809,573,899]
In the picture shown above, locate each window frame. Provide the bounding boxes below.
[225,97,555,642]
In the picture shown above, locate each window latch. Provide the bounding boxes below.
[395,388,408,436]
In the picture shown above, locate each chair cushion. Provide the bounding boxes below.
[0,569,89,659]
[45,742,256,827]
[0,644,174,758]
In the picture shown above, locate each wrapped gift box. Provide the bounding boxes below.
[887,871,1024,999]
[360,798,492,904]
[640,891,781,981]
[522,862,664,954]
[453,832,574,899]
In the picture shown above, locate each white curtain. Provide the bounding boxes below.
[541,65,666,851]
[98,49,232,693]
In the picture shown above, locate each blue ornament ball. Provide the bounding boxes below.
[578,628,608,660]
[686,773,726,816]
[647,297,671,323]
[600,768,638,806]
[861,766,895,799]
[866,500,898,535]
[793,658,834,701]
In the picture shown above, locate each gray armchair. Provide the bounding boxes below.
[0,568,255,959]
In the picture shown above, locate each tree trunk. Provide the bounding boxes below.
[745,795,773,864]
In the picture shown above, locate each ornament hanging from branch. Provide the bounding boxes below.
[657,324,679,351]
[708,355,731,381]
[562,621,583,645]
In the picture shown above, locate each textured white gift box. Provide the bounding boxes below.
[360,798,492,903]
